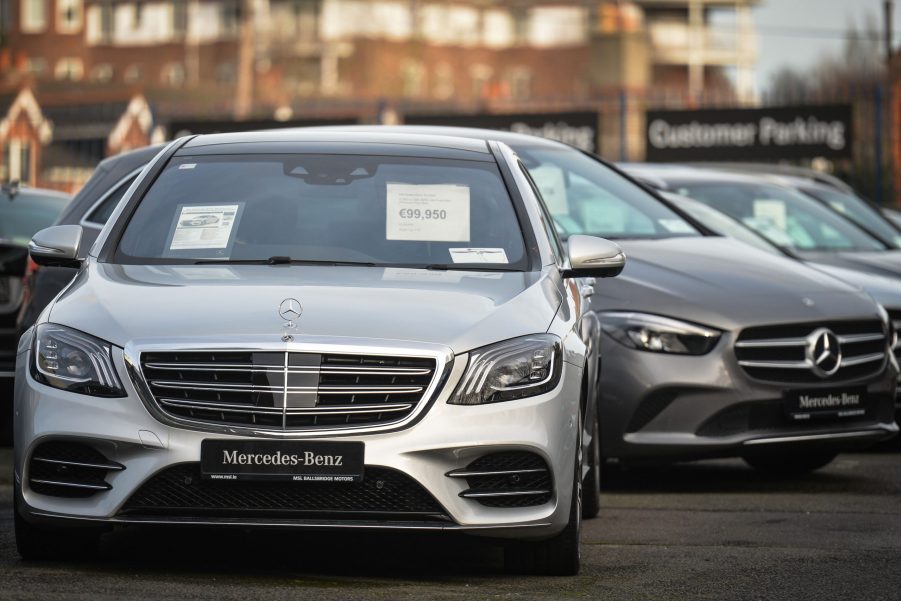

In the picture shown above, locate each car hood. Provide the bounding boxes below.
[591,237,882,331]
[48,263,562,354]
[798,249,901,280]
[806,261,901,312]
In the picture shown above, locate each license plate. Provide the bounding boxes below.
[783,388,867,421]
[201,440,364,482]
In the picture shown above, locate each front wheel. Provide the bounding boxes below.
[14,486,102,561]
[743,450,838,475]
[581,418,601,519]
[505,424,582,576]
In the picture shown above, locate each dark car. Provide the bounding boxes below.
[16,145,164,336]
[1,182,70,442]
[302,125,898,474]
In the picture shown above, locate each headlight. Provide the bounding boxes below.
[601,312,721,355]
[448,334,562,405]
[31,323,125,397]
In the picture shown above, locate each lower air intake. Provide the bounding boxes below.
[448,451,553,508]
[121,464,449,521]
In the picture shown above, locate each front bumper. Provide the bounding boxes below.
[598,333,899,462]
[14,346,581,540]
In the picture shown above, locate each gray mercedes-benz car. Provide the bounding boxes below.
[308,126,899,475]
[14,131,624,576]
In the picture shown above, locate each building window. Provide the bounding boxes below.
[24,57,47,75]
[215,62,236,85]
[54,57,84,81]
[162,62,186,87]
[402,60,425,98]
[90,63,113,82]
[508,67,531,101]
[57,0,83,33]
[20,0,48,32]
[221,0,240,36]
[132,1,143,30]
[4,140,33,183]
[124,64,143,83]
[99,2,113,41]
[433,62,454,100]
[470,64,492,99]
[172,0,187,36]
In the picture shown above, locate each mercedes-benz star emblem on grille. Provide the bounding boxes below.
[279,298,303,329]
[806,328,842,378]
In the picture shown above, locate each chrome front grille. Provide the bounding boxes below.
[735,320,888,384]
[140,351,439,431]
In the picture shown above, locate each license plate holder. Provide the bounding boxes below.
[201,440,364,482]
[783,388,868,422]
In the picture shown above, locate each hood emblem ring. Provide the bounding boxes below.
[279,298,302,340]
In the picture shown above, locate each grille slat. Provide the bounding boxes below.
[142,351,437,431]
[735,320,887,383]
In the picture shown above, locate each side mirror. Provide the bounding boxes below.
[29,225,84,268]
[562,235,625,278]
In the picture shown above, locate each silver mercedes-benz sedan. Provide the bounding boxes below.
[14,131,625,575]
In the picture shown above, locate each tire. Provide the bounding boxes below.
[14,486,102,561]
[505,424,582,576]
[743,450,838,475]
[581,418,601,520]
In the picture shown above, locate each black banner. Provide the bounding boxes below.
[645,105,853,162]
[405,111,600,152]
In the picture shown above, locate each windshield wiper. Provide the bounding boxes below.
[194,256,376,267]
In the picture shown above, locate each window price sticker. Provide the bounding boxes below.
[169,204,241,250]
[449,248,509,264]
[386,183,470,242]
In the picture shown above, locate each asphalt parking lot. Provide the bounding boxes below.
[1,447,899,601]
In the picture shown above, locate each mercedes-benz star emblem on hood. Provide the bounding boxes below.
[279,298,303,328]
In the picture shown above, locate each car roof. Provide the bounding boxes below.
[619,164,779,188]
[56,144,166,225]
[0,183,71,202]
[686,161,855,193]
[180,130,497,157]
[291,125,573,150]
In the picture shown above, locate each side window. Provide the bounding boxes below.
[84,174,137,226]
[519,161,565,265]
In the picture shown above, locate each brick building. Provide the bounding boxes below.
[0,0,760,186]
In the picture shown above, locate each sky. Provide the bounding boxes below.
[753,0,900,93]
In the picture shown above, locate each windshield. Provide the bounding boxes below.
[799,185,901,249]
[509,147,700,240]
[0,192,70,246]
[116,154,528,269]
[671,181,886,252]
[663,193,782,256]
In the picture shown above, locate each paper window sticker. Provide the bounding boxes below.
[581,202,626,234]
[449,248,509,264]
[753,200,788,231]
[178,163,197,170]
[658,218,694,233]
[169,204,241,251]
[530,165,569,216]
[385,183,470,242]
